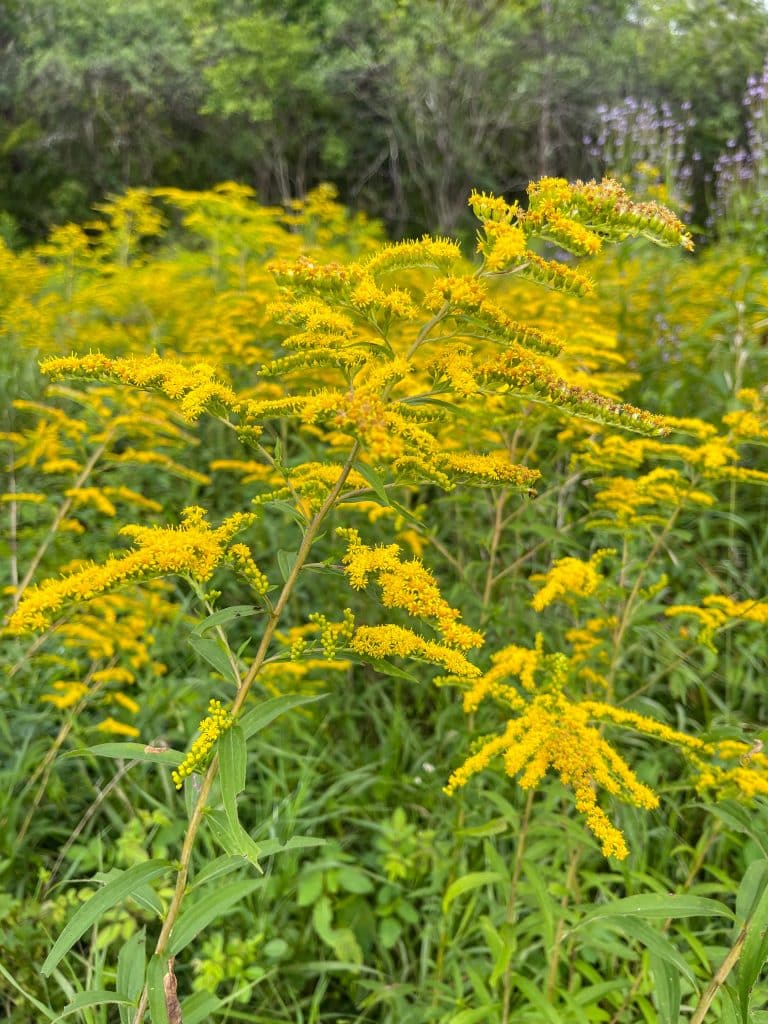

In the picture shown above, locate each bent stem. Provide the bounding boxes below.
[131,443,360,1024]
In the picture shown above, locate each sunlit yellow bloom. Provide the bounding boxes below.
[8,507,256,633]
[363,235,461,275]
[95,717,140,738]
[172,699,233,788]
[351,624,480,677]
[40,352,237,421]
[109,691,141,714]
[65,487,117,517]
[338,527,483,649]
[40,681,89,709]
[446,692,658,859]
[530,549,614,612]
[0,492,47,504]
[666,594,768,649]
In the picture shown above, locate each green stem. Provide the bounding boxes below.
[131,442,360,1024]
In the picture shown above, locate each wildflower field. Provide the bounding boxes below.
[2,175,768,1024]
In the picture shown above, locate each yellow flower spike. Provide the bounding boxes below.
[95,717,141,739]
[337,527,483,650]
[530,549,615,612]
[351,624,480,678]
[172,699,234,789]
[8,507,257,634]
[446,692,658,860]
[40,352,237,422]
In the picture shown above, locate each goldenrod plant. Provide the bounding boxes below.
[4,179,768,1022]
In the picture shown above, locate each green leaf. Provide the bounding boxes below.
[117,928,146,1024]
[337,867,374,894]
[650,951,681,1023]
[42,860,169,976]
[282,835,327,852]
[580,893,735,924]
[602,917,696,985]
[738,873,768,1018]
[191,855,249,890]
[367,658,420,683]
[204,810,241,856]
[168,879,263,956]
[147,955,169,1024]
[512,973,561,1021]
[353,460,390,506]
[192,605,260,635]
[55,991,134,1017]
[187,634,238,685]
[219,724,247,835]
[180,991,224,1024]
[75,743,183,767]
[277,549,297,582]
[442,872,503,914]
[455,817,509,838]
[379,916,402,949]
[449,1008,501,1024]
[260,499,306,527]
[736,860,768,923]
[239,693,326,740]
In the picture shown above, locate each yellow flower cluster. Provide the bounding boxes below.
[307,608,356,657]
[437,451,540,491]
[227,544,270,597]
[171,699,233,789]
[7,507,256,633]
[338,527,483,651]
[530,549,614,612]
[666,594,768,650]
[363,236,461,276]
[590,468,714,529]
[351,624,480,678]
[480,347,668,436]
[445,692,658,860]
[40,352,237,421]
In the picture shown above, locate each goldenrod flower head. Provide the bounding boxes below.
[337,527,483,650]
[351,624,480,678]
[530,549,614,612]
[480,222,529,273]
[40,352,237,421]
[172,699,233,789]
[666,594,768,650]
[591,468,714,529]
[8,507,257,634]
[96,717,140,738]
[308,608,356,657]
[445,692,659,859]
[40,681,89,709]
[468,190,518,224]
[363,235,461,276]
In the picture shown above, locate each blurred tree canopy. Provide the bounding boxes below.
[0,0,767,241]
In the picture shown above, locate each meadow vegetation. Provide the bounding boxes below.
[2,175,768,1024]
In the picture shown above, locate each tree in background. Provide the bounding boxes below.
[0,0,767,241]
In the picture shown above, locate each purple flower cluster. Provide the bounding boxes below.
[585,98,695,214]
[713,60,768,229]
